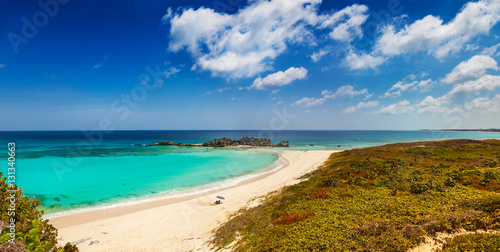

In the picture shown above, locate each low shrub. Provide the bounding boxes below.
[439,233,500,251]
[322,179,336,187]
[271,212,314,225]
[444,178,456,187]
[0,173,78,252]
[410,182,430,194]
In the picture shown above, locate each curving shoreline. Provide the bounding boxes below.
[44,150,287,220]
[49,149,338,251]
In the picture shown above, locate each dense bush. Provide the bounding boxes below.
[0,173,78,252]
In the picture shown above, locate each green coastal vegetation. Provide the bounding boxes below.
[0,174,78,252]
[211,139,500,251]
[440,232,500,251]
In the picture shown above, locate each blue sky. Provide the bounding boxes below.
[1,0,499,130]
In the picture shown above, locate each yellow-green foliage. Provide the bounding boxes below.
[211,139,500,251]
[0,173,78,252]
[439,233,500,251]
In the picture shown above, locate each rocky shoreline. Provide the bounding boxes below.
[148,137,289,148]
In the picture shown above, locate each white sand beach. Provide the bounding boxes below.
[49,150,337,251]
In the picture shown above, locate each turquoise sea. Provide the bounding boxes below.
[1,130,499,216]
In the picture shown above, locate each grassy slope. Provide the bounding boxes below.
[211,139,500,251]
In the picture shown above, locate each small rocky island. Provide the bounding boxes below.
[148,137,289,148]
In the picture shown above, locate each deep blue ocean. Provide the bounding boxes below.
[1,130,499,216]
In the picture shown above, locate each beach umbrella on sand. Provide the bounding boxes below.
[216,196,225,200]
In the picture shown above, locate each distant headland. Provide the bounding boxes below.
[147,137,290,148]
[421,128,500,132]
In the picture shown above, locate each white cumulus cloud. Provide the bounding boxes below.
[379,95,452,115]
[375,0,500,59]
[464,94,500,113]
[415,95,451,114]
[310,47,332,62]
[378,52,500,117]
[293,96,328,107]
[343,100,379,113]
[379,71,500,115]
[250,67,308,90]
[383,78,434,98]
[293,85,370,107]
[165,0,369,78]
[447,74,500,98]
[383,81,416,98]
[319,4,369,42]
[344,52,385,70]
[442,55,498,84]
[379,100,412,114]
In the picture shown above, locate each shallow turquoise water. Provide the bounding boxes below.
[14,149,278,215]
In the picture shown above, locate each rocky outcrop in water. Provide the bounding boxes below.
[202,137,236,147]
[202,137,273,147]
[148,137,289,147]
[275,141,290,147]
[240,137,272,147]
[148,141,174,146]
